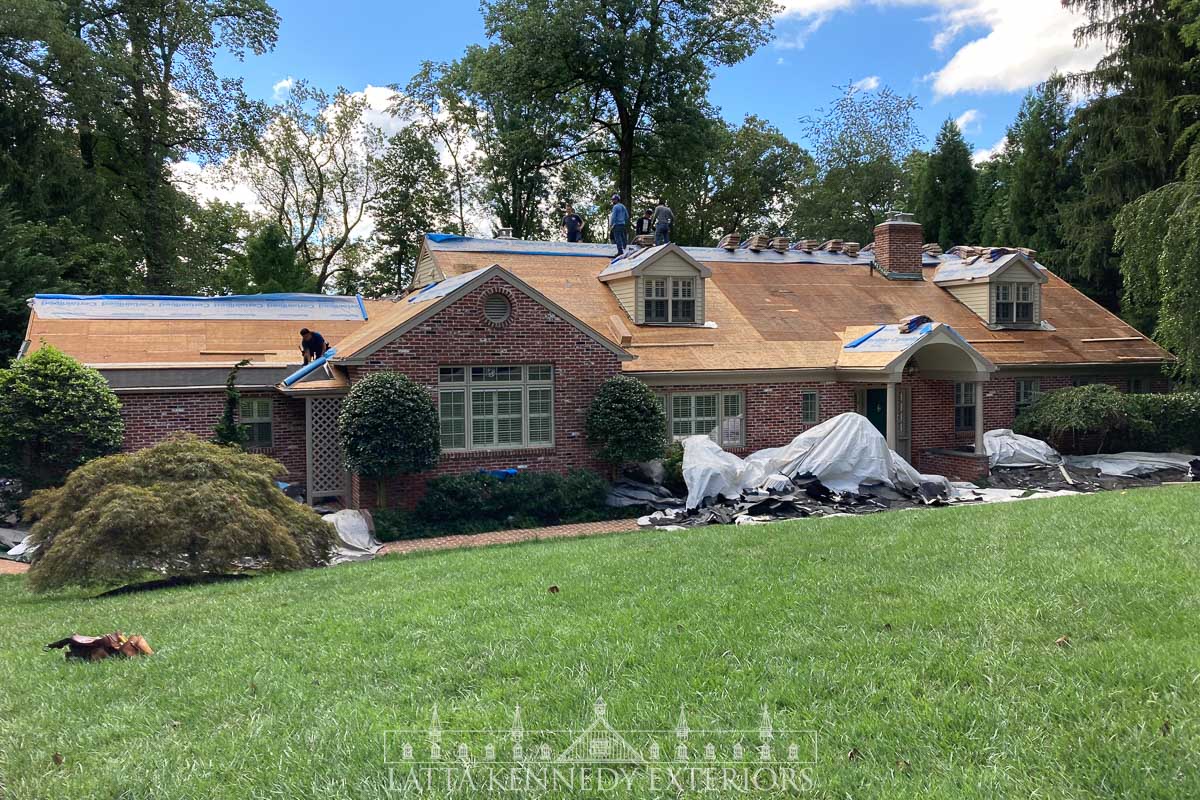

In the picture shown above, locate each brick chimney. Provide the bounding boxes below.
[873,211,924,279]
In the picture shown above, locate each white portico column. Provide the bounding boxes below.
[886,381,898,451]
[974,379,986,454]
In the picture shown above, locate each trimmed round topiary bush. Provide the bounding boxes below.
[0,345,124,491]
[23,434,335,593]
[338,371,440,507]
[586,375,668,467]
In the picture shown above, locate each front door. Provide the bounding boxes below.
[895,385,912,461]
[864,388,887,438]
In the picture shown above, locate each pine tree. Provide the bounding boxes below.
[918,119,976,248]
[1007,77,1075,262]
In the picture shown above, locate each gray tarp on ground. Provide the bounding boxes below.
[1063,452,1198,477]
[322,510,383,564]
[983,429,1063,468]
[682,412,944,509]
[984,429,1196,477]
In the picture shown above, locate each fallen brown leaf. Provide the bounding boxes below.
[895,759,911,771]
[847,748,861,761]
[1055,635,1071,648]
[547,585,559,594]
[52,752,63,766]
[1161,719,1172,737]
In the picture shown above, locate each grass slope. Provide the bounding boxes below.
[1,487,1197,798]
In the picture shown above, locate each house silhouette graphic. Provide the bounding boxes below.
[555,698,645,765]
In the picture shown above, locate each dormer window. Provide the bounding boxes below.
[995,283,1034,324]
[601,243,711,326]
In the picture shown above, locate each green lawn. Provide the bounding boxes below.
[1,487,1197,799]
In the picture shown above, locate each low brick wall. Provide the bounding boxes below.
[921,448,990,482]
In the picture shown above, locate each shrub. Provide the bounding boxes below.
[662,441,687,497]
[409,469,615,536]
[586,375,668,467]
[24,435,335,593]
[339,372,440,507]
[0,345,124,491]
[212,359,252,449]
[1111,391,1200,453]
[1014,384,1133,453]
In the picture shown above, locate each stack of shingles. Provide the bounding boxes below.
[718,232,741,250]
[769,236,790,252]
[745,234,770,251]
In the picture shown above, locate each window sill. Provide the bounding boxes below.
[440,444,556,457]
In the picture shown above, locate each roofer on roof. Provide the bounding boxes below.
[300,328,328,364]
[653,198,674,246]
[561,204,584,243]
[635,208,654,238]
[609,194,629,255]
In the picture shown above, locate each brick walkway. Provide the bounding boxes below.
[380,518,642,557]
[0,559,29,575]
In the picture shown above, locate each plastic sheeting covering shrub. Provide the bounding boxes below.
[23,435,335,592]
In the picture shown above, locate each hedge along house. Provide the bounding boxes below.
[20,213,1172,508]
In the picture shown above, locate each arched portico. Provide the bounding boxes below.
[838,323,996,458]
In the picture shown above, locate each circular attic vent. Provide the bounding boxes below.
[483,292,512,324]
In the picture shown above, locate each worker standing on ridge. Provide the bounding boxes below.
[635,208,654,238]
[561,204,584,242]
[300,328,328,364]
[653,198,674,246]
[609,194,629,255]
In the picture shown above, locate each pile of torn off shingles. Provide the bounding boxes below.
[617,466,1191,531]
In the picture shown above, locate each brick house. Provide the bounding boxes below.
[20,213,1172,507]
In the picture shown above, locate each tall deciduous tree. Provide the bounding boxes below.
[480,0,779,206]
[235,83,385,291]
[918,119,976,249]
[795,83,923,244]
[369,127,456,293]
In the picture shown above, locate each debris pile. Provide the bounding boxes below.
[46,632,153,661]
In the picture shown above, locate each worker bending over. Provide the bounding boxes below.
[300,328,329,364]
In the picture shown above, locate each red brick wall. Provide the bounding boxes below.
[116,390,306,480]
[920,449,990,482]
[647,381,857,456]
[347,275,623,509]
[874,218,924,276]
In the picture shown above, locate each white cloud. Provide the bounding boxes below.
[776,56,786,65]
[954,108,981,133]
[972,135,1007,164]
[774,1,1107,97]
[272,76,295,101]
[851,75,881,92]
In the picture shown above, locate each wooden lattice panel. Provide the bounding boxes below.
[307,396,347,501]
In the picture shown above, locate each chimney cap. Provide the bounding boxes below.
[883,211,918,225]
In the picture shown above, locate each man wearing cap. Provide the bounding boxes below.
[609,194,629,255]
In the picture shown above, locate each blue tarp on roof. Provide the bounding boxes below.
[407,267,490,303]
[844,323,936,352]
[31,293,368,321]
[425,233,616,258]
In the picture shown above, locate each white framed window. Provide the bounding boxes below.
[239,398,273,448]
[800,390,819,424]
[643,276,698,324]
[662,391,745,448]
[954,382,976,431]
[1015,378,1040,414]
[438,365,553,451]
[995,282,1035,324]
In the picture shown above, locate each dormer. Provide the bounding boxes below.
[933,249,1049,329]
[598,243,711,326]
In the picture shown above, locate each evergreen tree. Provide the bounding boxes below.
[1006,77,1075,263]
[225,223,314,294]
[1059,0,1200,308]
[918,119,976,248]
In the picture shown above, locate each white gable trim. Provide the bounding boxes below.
[598,243,713,282]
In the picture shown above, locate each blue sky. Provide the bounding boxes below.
[215,0,1105,161]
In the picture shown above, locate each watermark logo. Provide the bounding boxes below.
[384,698,816,795]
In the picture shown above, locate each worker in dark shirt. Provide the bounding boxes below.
[561,204,584,242]
[635,208,654,237]
[300,328,328,364]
